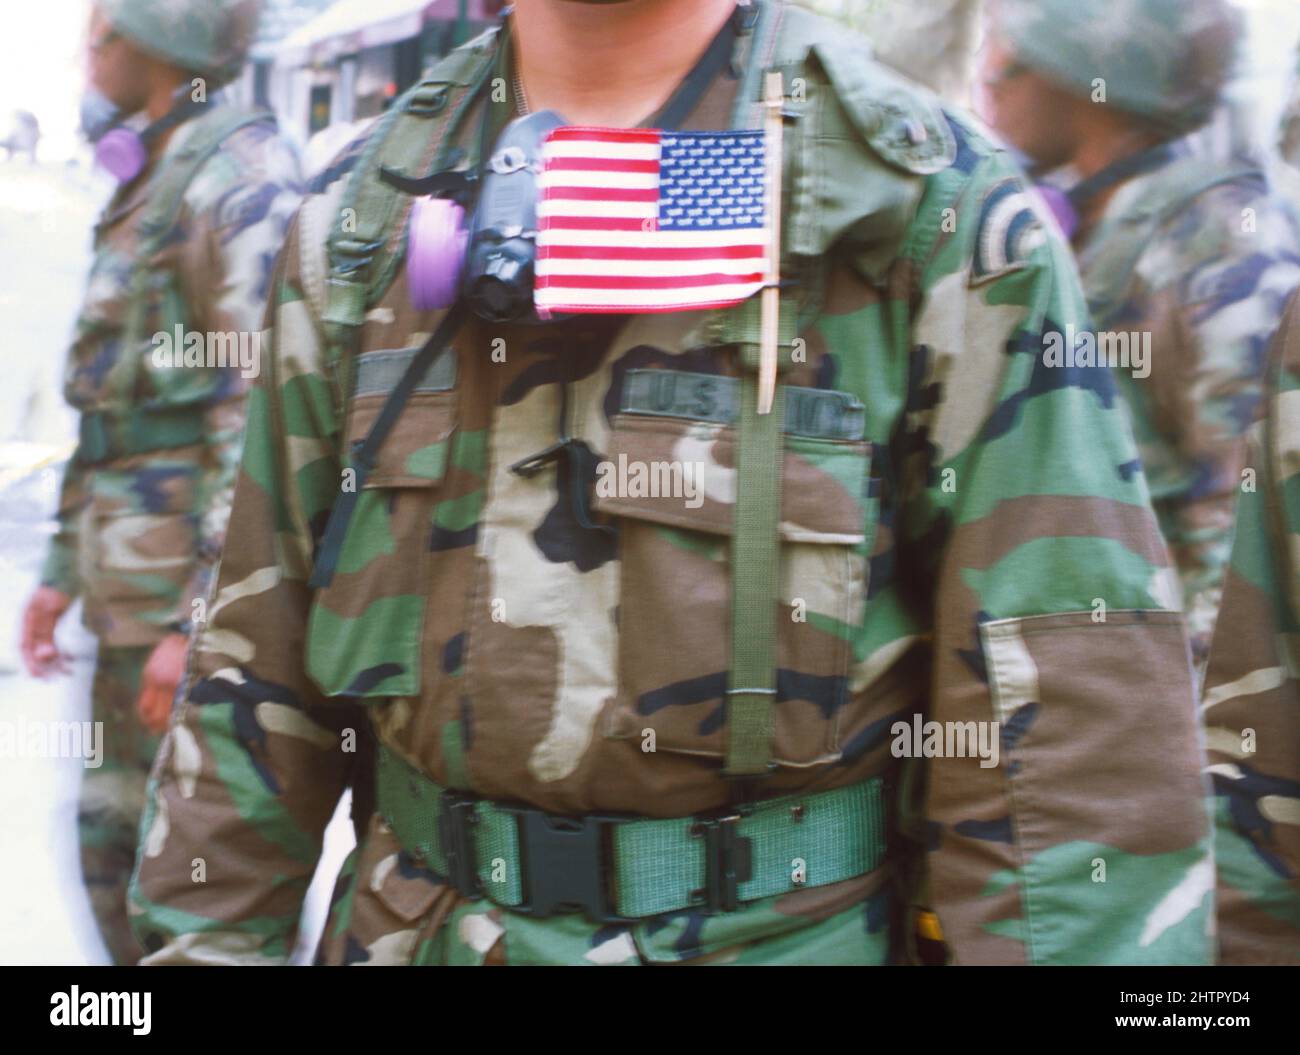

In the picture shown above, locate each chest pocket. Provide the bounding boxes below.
[592,369,877,767]
[305,345,458,699]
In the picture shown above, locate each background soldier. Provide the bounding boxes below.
[982,0,1300,668]
[18,0,301,964]
[132,0,1209,965]
[1203,290,1300,965]
[1283,46,1300,170]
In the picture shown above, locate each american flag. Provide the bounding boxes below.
[534,126,770,315]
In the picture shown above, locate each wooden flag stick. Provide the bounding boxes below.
[758,71,784,415]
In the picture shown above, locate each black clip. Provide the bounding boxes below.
[349,438,376,477]
[696,813,753,914]
[378,163,476,205]
[509,438,570,478]
[509,809,635,923]
[438,793,482,899]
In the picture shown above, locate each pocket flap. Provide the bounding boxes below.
[347,345,458,489]
[592,411,872,545]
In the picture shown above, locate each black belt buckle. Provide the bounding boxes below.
[438,793,482,899]
[507,808,634,924]
[695,812,753,914]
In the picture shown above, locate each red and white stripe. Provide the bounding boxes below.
[534,127,769,314]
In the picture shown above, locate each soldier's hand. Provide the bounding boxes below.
[137,632,189,735]
[20,586,72,679]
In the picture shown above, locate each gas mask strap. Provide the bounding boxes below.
[138,89,210,151]
[1065,140,1179,215]
[649,0,753,132]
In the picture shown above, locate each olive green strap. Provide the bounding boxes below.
[718,1,803,777]
[726,373,786,775]
[724,295,799,776]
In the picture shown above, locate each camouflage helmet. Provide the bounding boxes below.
[98,0,263,88]
[995,0,1242,134]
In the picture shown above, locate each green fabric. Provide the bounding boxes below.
[721,293,800,775]
[376,743,522,905]
[440,719,470,791]
[112,107,273,407]
[726,374,786,775]
[613,779,885,917]
[376,744,884,919]
[76,405,207,464]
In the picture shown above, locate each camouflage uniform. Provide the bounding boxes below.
[39,0,301,963]
[1202,291,1300,964]
[998,0,1300,666]
[131,1,1211,966]
[1282,40,1300,170]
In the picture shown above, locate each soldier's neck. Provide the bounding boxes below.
[512,0,738,127]
[1067,118,1164,238]
[140,70,190,167]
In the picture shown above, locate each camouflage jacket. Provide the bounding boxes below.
[132,4,1212,966]
[39,104,302,647]
[1073,136,1300,666]
[1203,290,1300,965]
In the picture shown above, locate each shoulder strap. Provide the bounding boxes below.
[721,2,797,779]
[320,28,501,357]
[1082,152,1264,314]
[137,106,277,253]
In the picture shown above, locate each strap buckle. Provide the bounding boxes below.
[437,792,482,899]
[405,83,452,116]
[502,808,635,924]
[693,811,753,914]
[330,237,385,276]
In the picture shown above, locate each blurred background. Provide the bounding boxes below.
[1,0,1298,965]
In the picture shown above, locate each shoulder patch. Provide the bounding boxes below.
[973,179,1047,283]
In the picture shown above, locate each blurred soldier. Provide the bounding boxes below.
[132,0,1211,965]
[1283,48,1300,170]
[1202,291,1300,964]
[983,0,1300,668]
[18,0,301,964]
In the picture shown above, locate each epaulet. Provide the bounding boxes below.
[769,2,955,175]
[413,24,501,91]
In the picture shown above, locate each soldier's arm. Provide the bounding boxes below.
[904,143,1211,964]
[38,454,88,598]
[1141,189,1300,665]
[169,132,303,631]
[129,211,361,965]
[1203,293,1300,963]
